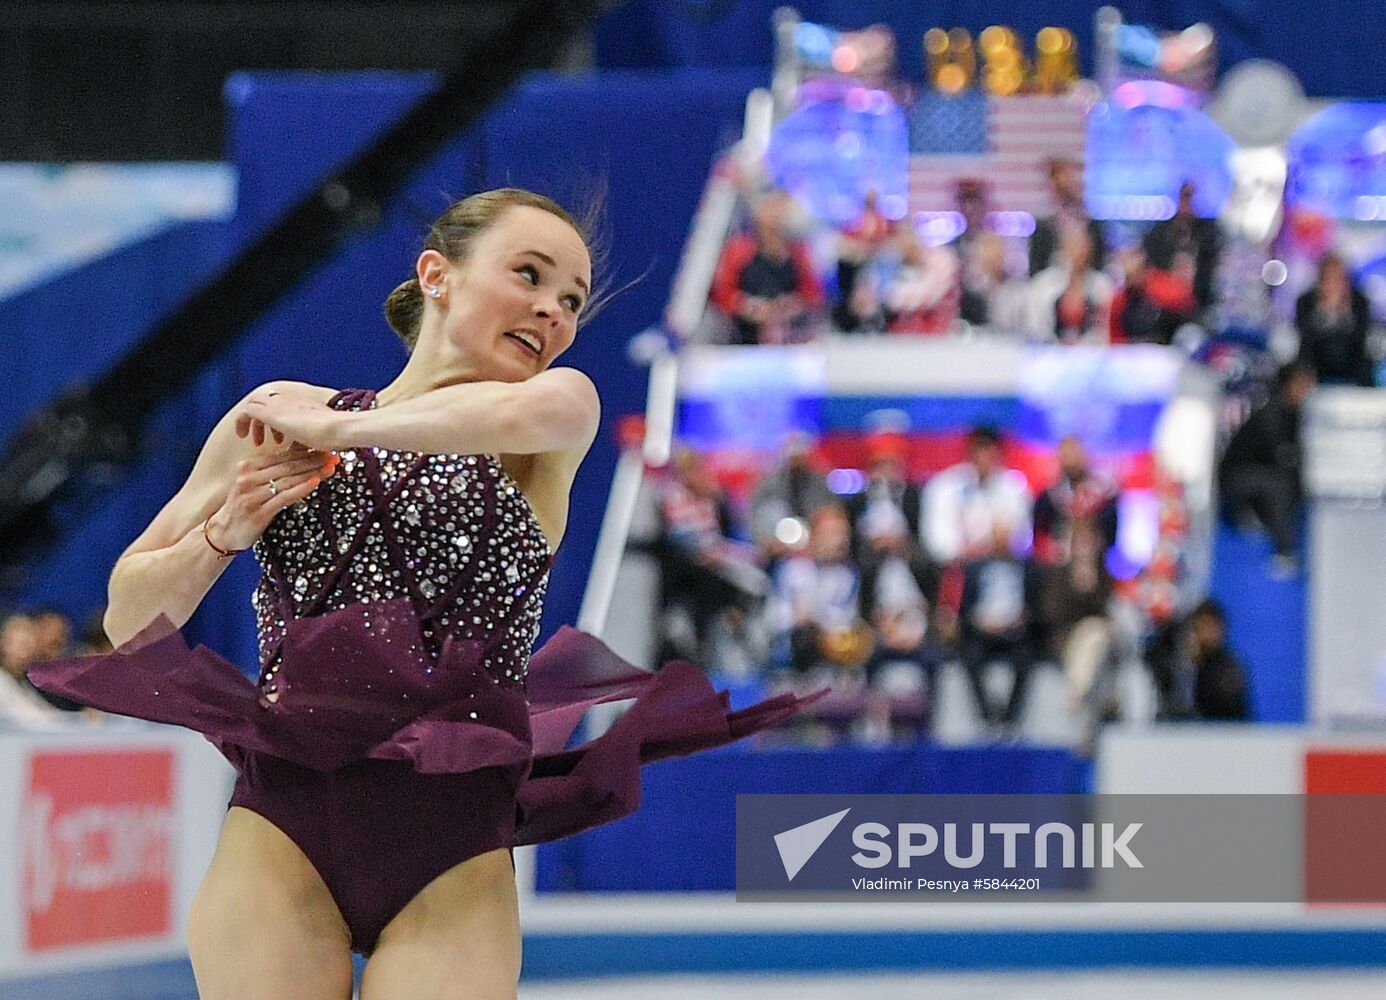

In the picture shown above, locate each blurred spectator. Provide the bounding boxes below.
[31,606,73,660]
[1032,438,1121,723]
[1143,180,1221,312]
[656,449,765,666]
[860,539,941,686]
[750,432,833,562]
[958,522,1044,730]
[922,425,1033,565]
[833,188,895,332]
[884,229,961,335]
[846,432,921,568]
[0,611,65,727]
[1295,252,1374,387]
[1109,247,1198,345]
[950,178,994,327]
[1189,600,1250,720]
[711,189,825,344]
[1038,515,1115,712]
[847,433,941,687]
[1032,436,1119,566]
[974,233,1032,336]
[1029,229,1114,344]
[1029,156,1107,277]
[1219,360,1316,576]
[27,605,85,711]
[79,607,114,655]
[767,505,871,679]
[1147,598,1250,720]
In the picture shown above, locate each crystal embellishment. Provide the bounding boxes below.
[249,388,550,692]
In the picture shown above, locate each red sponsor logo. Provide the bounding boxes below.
[20,749,176,951]
[1304,750,1386,906]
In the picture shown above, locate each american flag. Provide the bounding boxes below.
[906,92,1092,217]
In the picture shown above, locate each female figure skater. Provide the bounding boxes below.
[29,188,824,999]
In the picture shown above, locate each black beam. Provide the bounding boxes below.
[0,0,606,579]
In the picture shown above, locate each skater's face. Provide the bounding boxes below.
[420,205,591,381]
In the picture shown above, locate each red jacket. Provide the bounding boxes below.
[710,234,825,317]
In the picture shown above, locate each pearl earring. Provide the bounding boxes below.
[428,286,442,299]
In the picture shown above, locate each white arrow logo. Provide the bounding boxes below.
[774,808,851,881]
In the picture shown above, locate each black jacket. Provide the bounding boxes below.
[1028,215,1108,277]
[1219,398,1302,489]
[1194,647,1250,720]
[1295,286,1374,387]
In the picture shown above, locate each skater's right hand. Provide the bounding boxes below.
[205,446,339,552]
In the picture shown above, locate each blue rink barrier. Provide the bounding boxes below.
[7,928,1386,998]
[522,928,1386,979]
[536,744,1092,892]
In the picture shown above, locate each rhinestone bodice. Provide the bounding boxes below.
[250,387,552,698]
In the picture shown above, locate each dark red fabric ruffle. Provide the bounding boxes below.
[26,597,827,846]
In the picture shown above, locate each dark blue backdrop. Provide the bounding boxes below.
[595,0,1385,100]
[537,743,1091,891]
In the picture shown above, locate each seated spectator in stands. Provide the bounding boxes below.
[974,233,1032,337]
[1143,180,1221,313]
[846,432,921,569]
[1188,600,1250,720]
[1032,438,1121,716]
[959,522,1044,731]
[1147,599,1250,720]
[0,611,65,728]
[711,189,825,344]
[1038,515,1115,712]
[834,188,896,332]
[750,431,833,565]
[884,229,961,335]
[950,178,995,327]
[922,425,1033,566]
[31,606,72,660]
[1295,252,1375,387]
[27,605,85,711]
[656,448,765,666]
[767,505,871,679]
[1109,247,1198,345]
[1029,229,1114,344]
[79,607,114,656]
[846,433,941,684]
[1219,360,1315,576]
[1032,436,1119,566]
[860,533,941,685]
[1029,156,1107,277]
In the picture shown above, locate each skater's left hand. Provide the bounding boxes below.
[237,387,340,451]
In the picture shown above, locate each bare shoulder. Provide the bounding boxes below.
[498,369,602,552]
[521,367,600,429]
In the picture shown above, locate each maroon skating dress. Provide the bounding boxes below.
[28,387,826,955]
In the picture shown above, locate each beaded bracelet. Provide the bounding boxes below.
[202,513,246,558]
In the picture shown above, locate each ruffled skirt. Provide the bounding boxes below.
[26,596,827,845]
